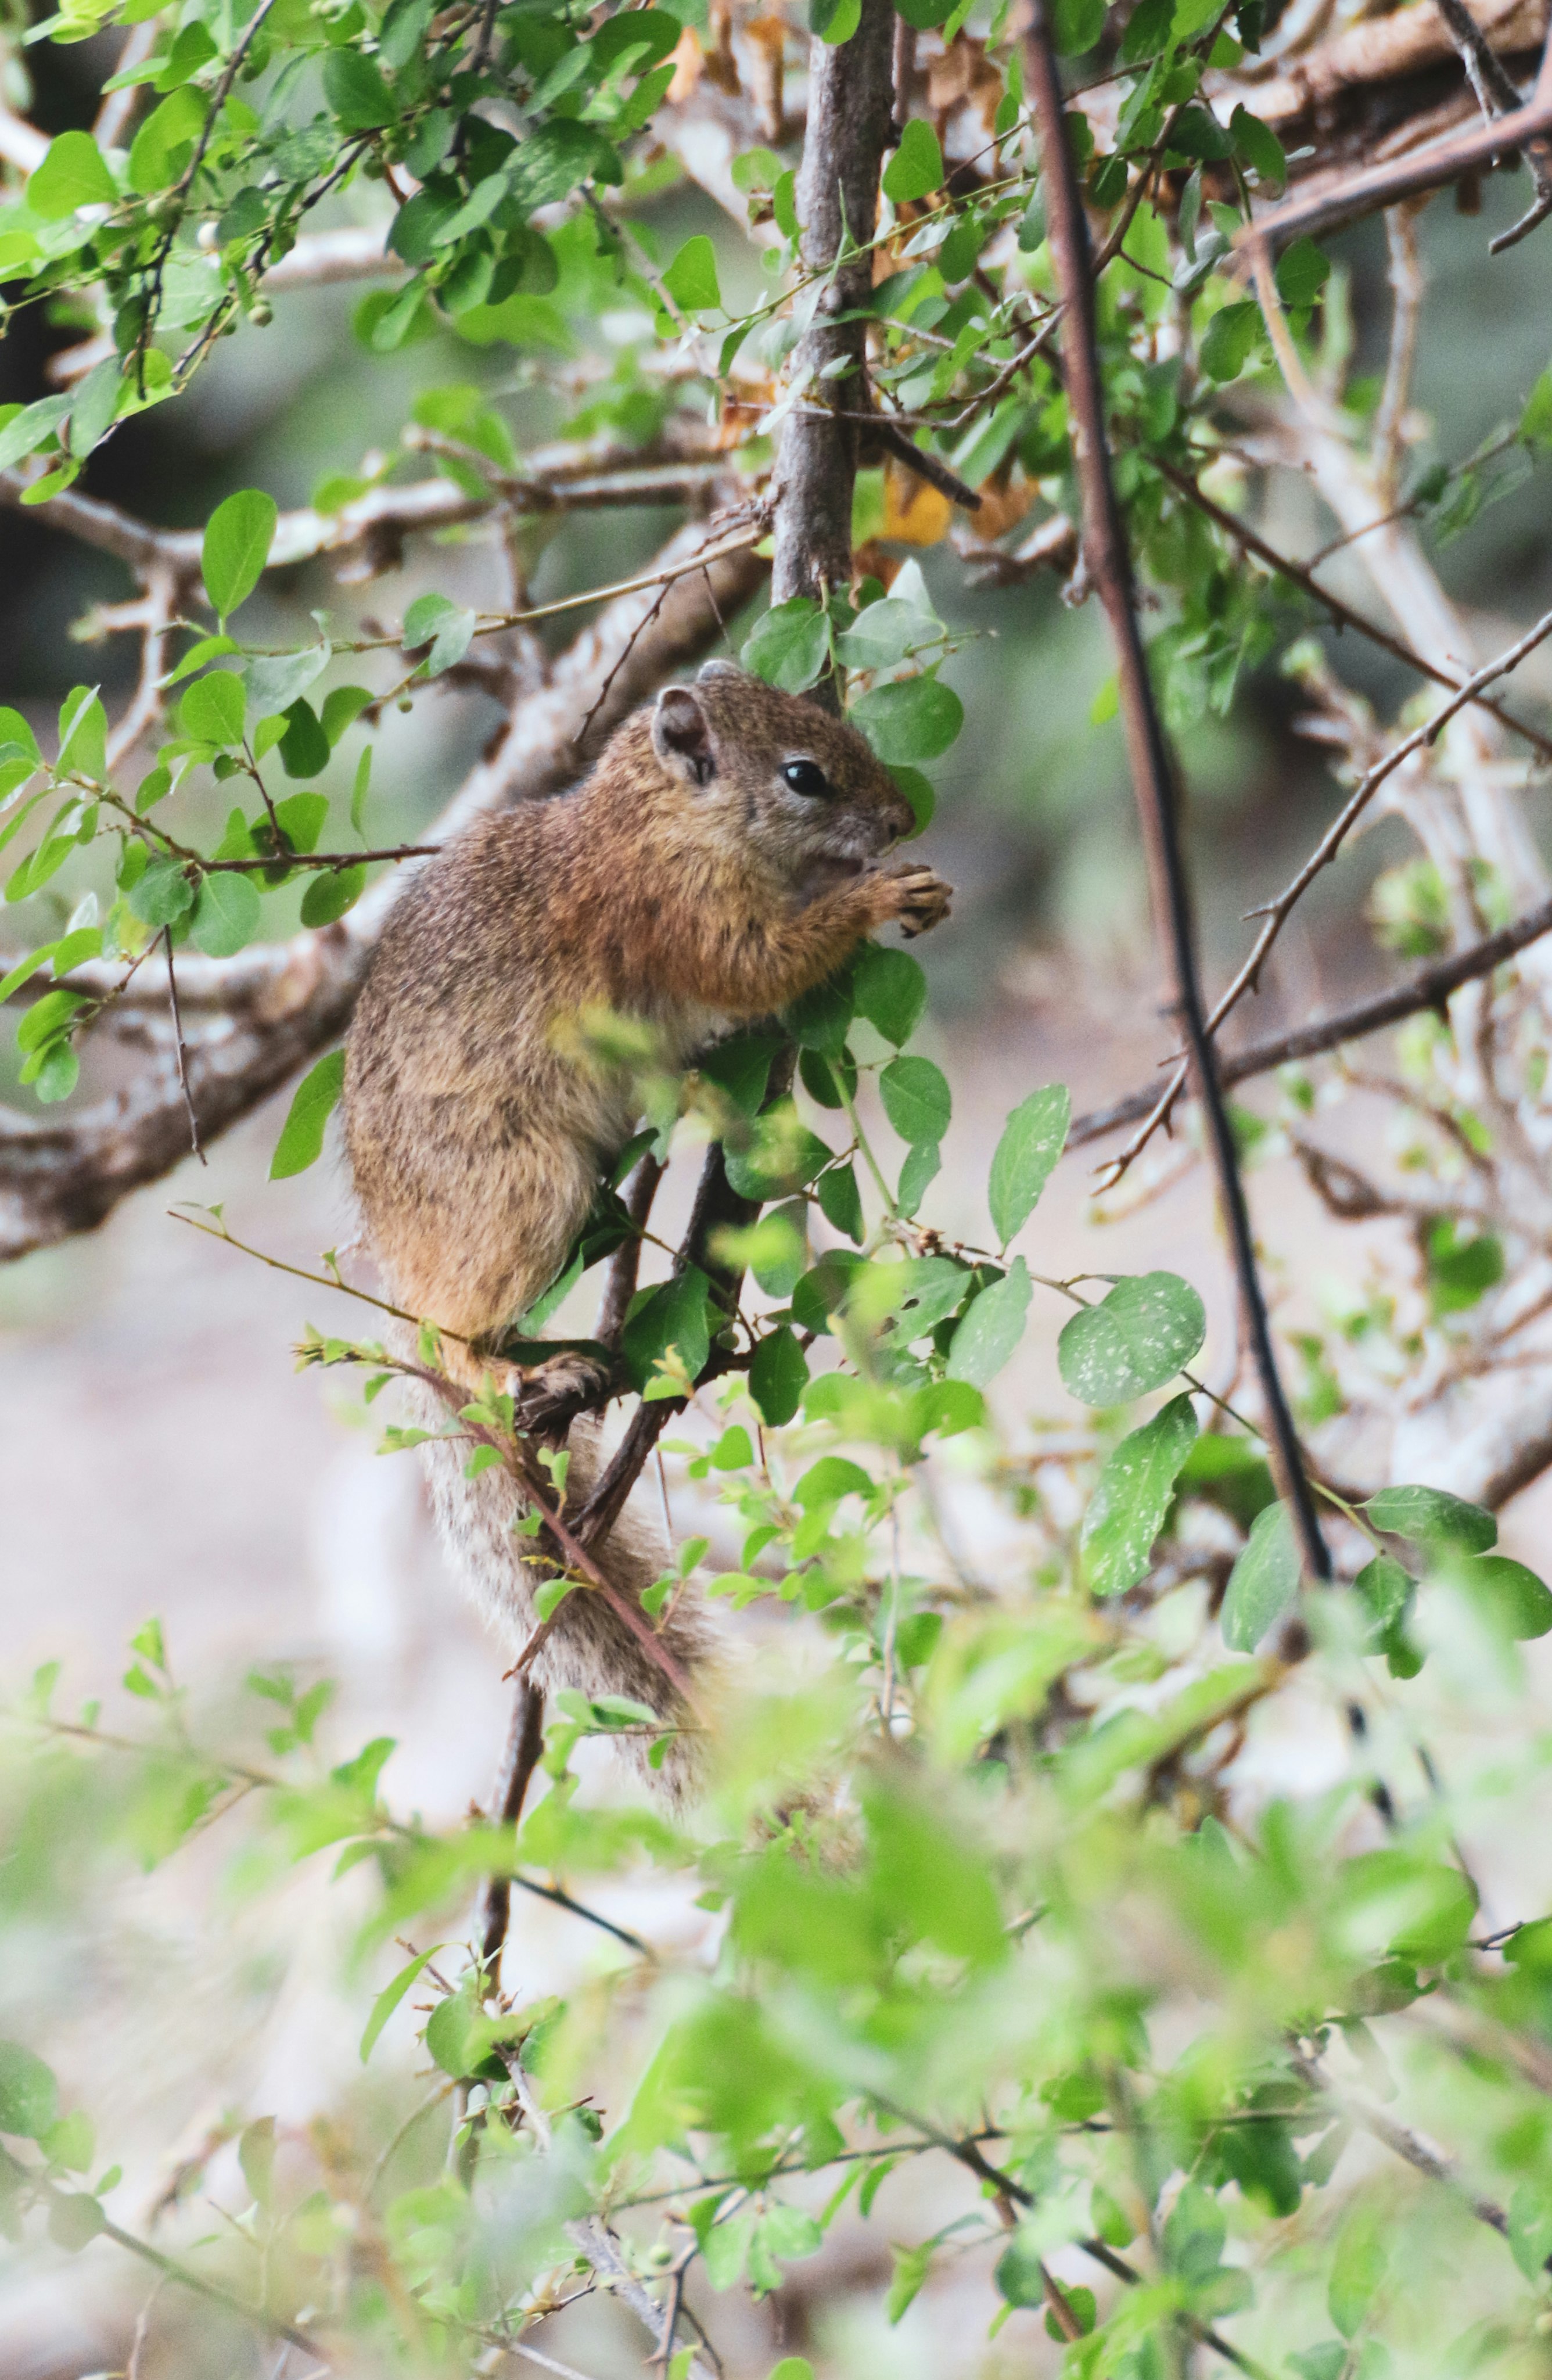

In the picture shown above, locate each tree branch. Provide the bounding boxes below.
[1026,0,1331,1580]
[770,0,896,631]
[0,515,767,1262]
[1237,77,1552,247]
[1069,884,1552,1147]
[1100,597,1552,1180]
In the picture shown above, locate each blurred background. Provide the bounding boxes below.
[5,28,1552,2368]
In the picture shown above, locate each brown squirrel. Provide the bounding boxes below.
[343,662,952,1775]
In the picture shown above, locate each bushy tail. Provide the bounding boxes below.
[415,1389,718,1796]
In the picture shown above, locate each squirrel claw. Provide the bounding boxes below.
[885,865,953,940]
[513,1350,616,1440]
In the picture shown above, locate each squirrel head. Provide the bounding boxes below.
[641,663,917,896]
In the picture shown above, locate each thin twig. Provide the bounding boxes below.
[1069,884,1552,1146]
[1103,599,1552,1179]
[1026,0,1330,1580]
[163,929,204,1164]
[97,2213,325,2359]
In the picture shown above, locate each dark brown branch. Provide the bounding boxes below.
[573,1115,779,1550]
[1492,8,1552,246]
[475,1680,546,1984]
[1025,0,1331,1581]
[1237,80,1552,249]
[770,0,896,639]
[1099,598,1552,1179]
[1438,0,1529,112]
[1068,886,1552,1147]
[594,1155,664,1349]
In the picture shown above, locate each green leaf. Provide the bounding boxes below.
[851,676,964,763]
[853,946,926,1046]
[742,597,831,693]
[623,1266,714,1390]
[361,1943,447,2063]
[1364,1485,1496,1555]
[403,593,477,676]
[57,685,107,779]
[245,644,330,722]
[811,0,862,38]
[750,1327,807,1426]
[1221,1500,1300,1652]
[815,1161,864,1243]
[203,490,279,622]
[0,396,71,475]
[1520,368,1552,451]
[275,792,328,854]
[946,1257,1031,1385]
[879,1054,951,1147]
[1328,2195,1387,2339]
[190,871,261,957]
[882,119,944,203]
[128,859,195,928]
[47,2189,105,2251]
[178,669,247,748]
[28,131,117,220]
[698,1031,781,1118]
[300,866,367,927]
[1082,1394,1199,1596]
[1199,299,1261,383]
[1052,0,1104,51]
[1230,103,1286,186]
[40,2110,94,2173]
[270,1048,346,1180]
[322,46,394,130]
[1452,1554,1552,1640]
[1425,1217,1503,1315]
[1059,1272,1206,1406]
[897,1139,939,1217]
[0,2042,59,2140]
[1276,236,1330,308]
[988,1083,1069,1245]
[280,703,332,780]
[663,233,722,311]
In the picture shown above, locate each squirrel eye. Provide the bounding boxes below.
[782,758,830,798]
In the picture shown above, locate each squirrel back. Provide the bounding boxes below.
[343,665,952,1783]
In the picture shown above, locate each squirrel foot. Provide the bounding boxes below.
[513,1349,616,1441]
[878,864,953,940]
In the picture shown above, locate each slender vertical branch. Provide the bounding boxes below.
[1023,3,1330,1583]
[476,1680,547,1985]
[771,0,896,701]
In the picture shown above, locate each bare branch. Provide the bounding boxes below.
[1236,77,1552,249]
[1068,884,1552,1147]
[1101,600,1552,1180]
[0,516,767,1262]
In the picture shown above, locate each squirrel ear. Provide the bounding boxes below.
[652,685,717,788]
[697,658,743,682]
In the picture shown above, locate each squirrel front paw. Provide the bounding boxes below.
[871,864,953,940]
[512,1349,616,1440]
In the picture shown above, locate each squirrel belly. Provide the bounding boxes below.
[342,667,953,1788]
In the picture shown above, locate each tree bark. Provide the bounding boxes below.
[770,0,896,626]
